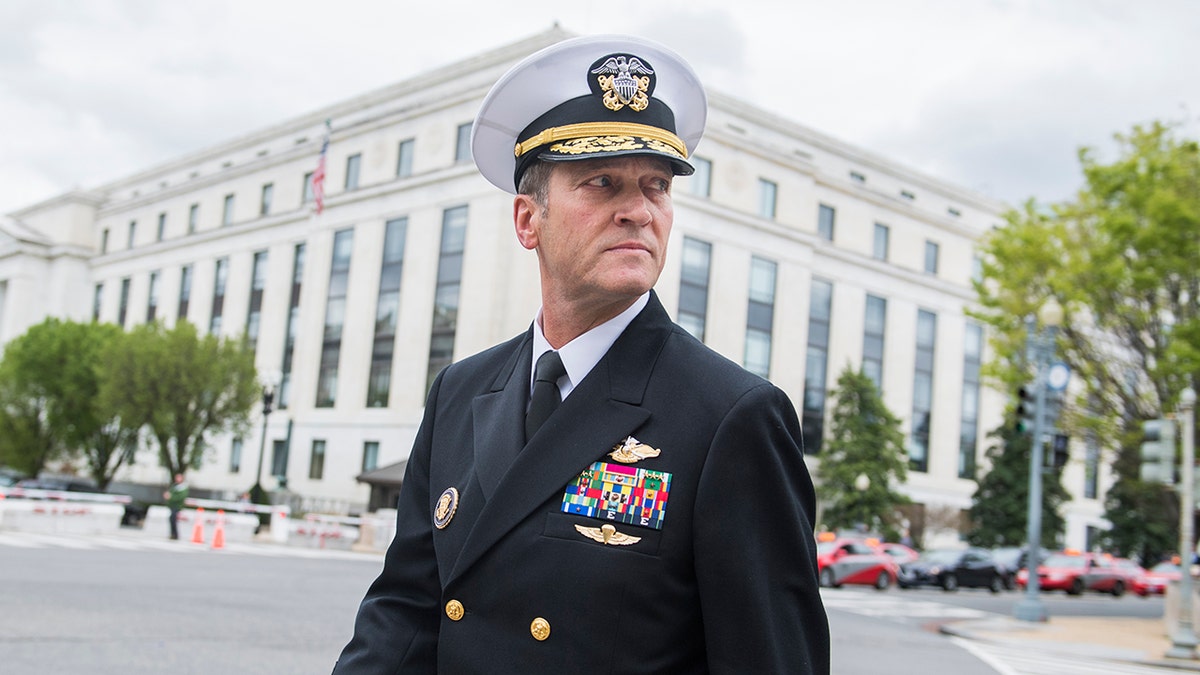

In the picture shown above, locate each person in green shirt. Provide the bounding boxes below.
[163,473,188,540]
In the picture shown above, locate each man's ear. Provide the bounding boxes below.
[513,194,540,251]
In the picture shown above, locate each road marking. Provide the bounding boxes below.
[821,589,991,620]
[955,640,1179,675]
[0,530,379,561]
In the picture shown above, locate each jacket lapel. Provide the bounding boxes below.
[449,294,674,584]
[471,333,532,501]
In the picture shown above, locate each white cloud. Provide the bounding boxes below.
[1,0,1197,213]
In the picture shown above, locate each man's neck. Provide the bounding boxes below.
[539,296,639,349]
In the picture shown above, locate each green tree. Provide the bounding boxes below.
[817,366,910,541]
[99,321,258,478]
[0,319,142,488]
[967,416,1070,548]
[974,121,1199,563]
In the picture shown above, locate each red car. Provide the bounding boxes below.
[878,542,920,566]
[1016,552,1129,596]
[816,536,899,590]
[1132,561,1181,597]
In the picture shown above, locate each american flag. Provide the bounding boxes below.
[312,119,331,214]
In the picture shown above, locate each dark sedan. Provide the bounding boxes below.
[899,547,1007,592]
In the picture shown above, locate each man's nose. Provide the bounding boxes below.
[613,187,654,226]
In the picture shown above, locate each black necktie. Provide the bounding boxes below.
[526,350,566,441]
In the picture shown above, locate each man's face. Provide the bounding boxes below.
[516,155,674,311]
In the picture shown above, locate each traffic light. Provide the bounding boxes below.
[1015,384,1037,435]
[1139,418,1176,485]
[1051,434,1069,469]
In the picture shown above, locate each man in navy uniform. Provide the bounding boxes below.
[334,34,828,674]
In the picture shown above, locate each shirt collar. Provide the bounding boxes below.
[530,292,650,400]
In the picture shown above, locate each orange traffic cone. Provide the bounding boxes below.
[211,509,226,550]
[191,507,206,544]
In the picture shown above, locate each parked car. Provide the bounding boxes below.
[899,547,1007,592]
[1016,551,1129,596]
[816,536,899,590]
[878,542,920,566]
[15,476,98,493]
[991,545,1051,590]
[1132,561,1181,597]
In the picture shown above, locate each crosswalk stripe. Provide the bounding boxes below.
[962,641,1177,675]
[0,529,379,561]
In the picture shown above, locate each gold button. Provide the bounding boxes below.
[445,599,464,621]
[530,617,550,641]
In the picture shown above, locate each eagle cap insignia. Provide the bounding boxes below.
[608,435,661,464]
[589,53,654,112]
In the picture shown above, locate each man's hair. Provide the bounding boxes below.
[517,160,554,210]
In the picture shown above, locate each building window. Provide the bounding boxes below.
[1084,437,1100,499]
[246,251,268,350]
[188,204,199,234]
[744,256,776,378]
[118,277,130,327]
[316,229,353,407]
[345,153,361,190]
[222,194,235,226]
[146,271,160,322]
[127,220,137,249]
[910,309,937,472]
[678,237,712,342]
[972,254,984,284]
[455,122,472,162]
[230,437,243,473]
[948,207,962,217]
[901,190,915,201]
[924,240,940,275]
[959,322,983,479]
[758,178,777,219]
[93,283,103,321]
[303,171,315,204]
[178,264,193,321]
[101,228,109,253]
[271,439,289,482]
[362,441,379,473]
[210,257,229,335]
[863,295,887,391]
[803,278,833,454]
[260,183,274,216]
[850,171,866,183]
[396,138,415,178]
[818,204,835,241]
[279,243,305,409]
[156,213,166,242]
[689,156,712,197]
[873,223,889,261]
[427,206,467,392]
[309,440,326,480]
[369,217,407,407]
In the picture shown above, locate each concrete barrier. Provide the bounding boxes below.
[144,506,259,544]
[0,499,125,534]
[286,514,359,550]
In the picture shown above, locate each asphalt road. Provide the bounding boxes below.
[1,541,382,674]
[0,533,1169,674]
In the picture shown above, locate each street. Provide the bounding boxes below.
[0,530,1177,674]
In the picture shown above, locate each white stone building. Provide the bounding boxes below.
[0,28,1113,548]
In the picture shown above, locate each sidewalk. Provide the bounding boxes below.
[941,614,1200,671]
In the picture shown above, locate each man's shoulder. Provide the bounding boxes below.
[437,331,527,386]
[661,324,768,391]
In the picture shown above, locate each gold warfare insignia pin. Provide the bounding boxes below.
[608,436,661,464]
[433,487,459,529]
[589,54,654,112]
[574,523,642,546]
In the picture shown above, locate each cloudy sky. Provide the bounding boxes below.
[2,0,1196,215]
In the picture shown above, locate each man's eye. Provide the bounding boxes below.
[586,176,612,187]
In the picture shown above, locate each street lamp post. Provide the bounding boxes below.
[1014,299,1062,623]
[1168,386,1198,659]
[251,374,280,498]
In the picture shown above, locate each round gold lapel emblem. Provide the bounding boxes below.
[530,617,551,641]
[434,487,459,529]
